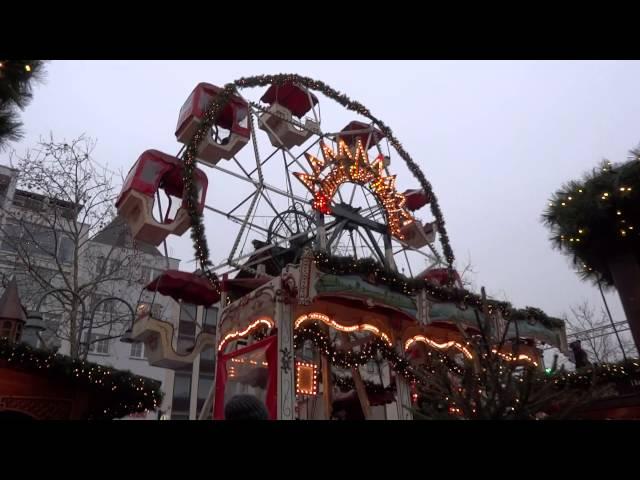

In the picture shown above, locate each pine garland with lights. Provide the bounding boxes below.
[508,306,565,330]
[312,250,562,329]
[332,373,396,397]
[179,74,457,289]
[0,338,162,420]
[0,60,46,148]
[294,323,419,383]
[542,151,640,286]
[551,358,640,390]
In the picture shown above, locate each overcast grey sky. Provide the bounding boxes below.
[6,60,640,325]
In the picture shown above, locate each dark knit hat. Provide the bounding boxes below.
[224,395,269,420]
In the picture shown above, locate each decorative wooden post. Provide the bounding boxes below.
[395,373,413,420]
[394,339,413,421]
[276,279,295,420]
[321,354,332,419]
[339,332,371,419]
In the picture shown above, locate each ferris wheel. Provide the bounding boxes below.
[115,74,460,371]
[115,76,568,422]
[137,78,452,283]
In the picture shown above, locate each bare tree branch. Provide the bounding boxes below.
[0,135,145,358]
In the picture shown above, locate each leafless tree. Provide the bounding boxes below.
[0,135,144,358]
[457,253,477,290]
[565,300,636,363]
[412,288,601,420]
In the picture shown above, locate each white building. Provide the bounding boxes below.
[0,164,183,420]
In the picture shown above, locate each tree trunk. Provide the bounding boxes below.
[608,251,640,352]
[69,300,79,359]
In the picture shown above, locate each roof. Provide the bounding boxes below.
[91,215,164,257]
[0,278,26,324]
[14,188,81,213]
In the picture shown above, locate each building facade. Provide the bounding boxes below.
[0,164,184,420]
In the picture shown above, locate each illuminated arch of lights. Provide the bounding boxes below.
[491,349,539,367]
[404,335,474,360]
[294,312,393,346]
[217,317,274,352]
[293,139,414,239]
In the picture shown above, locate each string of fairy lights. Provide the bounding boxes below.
[543,155,640,285]
[0,338,162,419]
[294,138,413,238]
[294,324,420,383]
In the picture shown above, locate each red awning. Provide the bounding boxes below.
[145,270,220,306]
[260,83,318,117]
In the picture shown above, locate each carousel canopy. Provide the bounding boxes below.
[145,270,221,307]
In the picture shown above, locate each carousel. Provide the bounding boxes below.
[116,74,568,420]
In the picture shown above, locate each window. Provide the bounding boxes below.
[15,323,22,342]
[1,221,21,252]
[197,343,216,417]
[96,256,106,274]
[196,376,214,415]
[44,313,62,333]
[91,294,115,315]
[203,306,218,334]
[97,256,119,275]
[0,220,74,263]
[139,266,162,284]
[171,369,193,418]
[179,303,197,324]
[58,236,74,264]
[130,342,145,359]
[139,160,163,184]
[177,303,197,354]
[1,320,12,339]
[85,333,109,355]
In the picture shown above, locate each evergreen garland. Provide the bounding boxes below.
[0,60,46,148]
[0,338,163,420]
[542,151,640,286]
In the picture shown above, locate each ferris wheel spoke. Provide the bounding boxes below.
[349,230,358,259]
[348,183,358,205]
[226,190,261,217]
[247,147,281,179]
[258,189,294,235]
[282,150,293,198]
[213,219,337,274]
[232,155,257,184]
[326,218,349,249]
[356,228,386,266]
[402,248,414,277]
[285,135,324,170]
[210,163,308,204]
